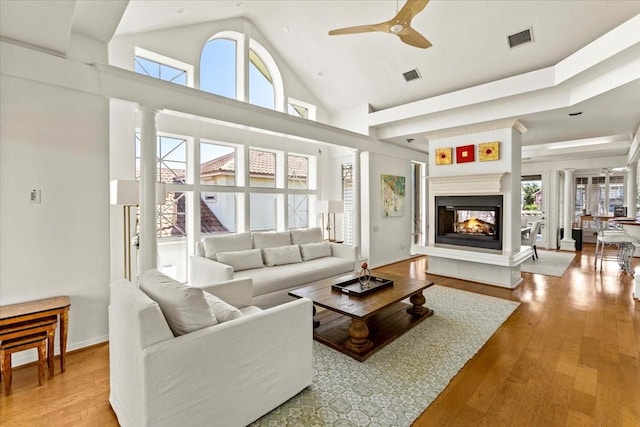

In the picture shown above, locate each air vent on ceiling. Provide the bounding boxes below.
[403,68,422,82]
[507,28,534,49]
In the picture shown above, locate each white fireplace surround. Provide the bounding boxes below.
[413,171,532,289]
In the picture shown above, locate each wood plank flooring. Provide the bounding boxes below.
[0,244,638,426]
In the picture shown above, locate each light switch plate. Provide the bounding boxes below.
[30,189,41,203]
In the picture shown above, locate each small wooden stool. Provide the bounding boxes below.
[0,332,48,395]
[0,316,57,377]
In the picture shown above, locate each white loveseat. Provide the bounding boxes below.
[190,227,356,308]
[109,271,313,427]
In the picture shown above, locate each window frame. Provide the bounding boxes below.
[134,47,194,87]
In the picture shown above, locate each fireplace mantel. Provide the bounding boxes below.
[428,173,508,195]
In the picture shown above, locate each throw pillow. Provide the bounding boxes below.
[290,227,323,244]
[262,245,303,267]
[216,248,264,271]
[252,231,292,249]
[203,292,243,323]
[139,269,217,336]
[299,241,332,261]
[203,232,252,261]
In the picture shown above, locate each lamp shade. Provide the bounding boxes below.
[110,180,139,206]
[315,200,343,214]
[110,179,167,205]
[315,200,329,213]
[328,200,344,214]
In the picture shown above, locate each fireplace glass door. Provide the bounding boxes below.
[435,195,503,250]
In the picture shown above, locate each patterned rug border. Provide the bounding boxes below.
[251,285,520,426]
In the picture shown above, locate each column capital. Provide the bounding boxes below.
[136,105,159,118]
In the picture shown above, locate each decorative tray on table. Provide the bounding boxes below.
[331,276,393,296]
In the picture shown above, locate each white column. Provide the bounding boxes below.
[627,162,638,218]
[353,149,361,258]
[560,169,576,251]
[139,106,159,273]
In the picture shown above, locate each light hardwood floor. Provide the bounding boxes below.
[1,245,638,426]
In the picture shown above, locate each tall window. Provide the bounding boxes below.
[134,48,192,86]
[249,49,275,109]
[341,163,354,245]
[200,38,237,99]
[200,142,238,234]
[135,56,187,85]
[200,32,304,113]
[575,174,626,217]
[288,155,309,229]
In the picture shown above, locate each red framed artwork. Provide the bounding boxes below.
[456,144,475,163]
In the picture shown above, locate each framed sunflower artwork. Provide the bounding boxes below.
[479,141,500,161]
[435,147,452,165]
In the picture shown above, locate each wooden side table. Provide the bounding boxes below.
[0,296,70,373]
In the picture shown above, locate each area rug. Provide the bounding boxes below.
[520,250,576,277]
[251,285,519,426]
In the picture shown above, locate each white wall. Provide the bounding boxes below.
[365,153,414,267]
[0,75,111,364]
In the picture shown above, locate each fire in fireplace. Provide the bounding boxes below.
[435,195,503,250]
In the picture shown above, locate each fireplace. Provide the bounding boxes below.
[435,195,503,250]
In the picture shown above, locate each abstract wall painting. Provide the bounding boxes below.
[479,141,500,161]
[381,174,405,218]
[456,144,475,163]
[435,147,452,165]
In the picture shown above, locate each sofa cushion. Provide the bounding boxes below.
[290,227,323,244]
[139,269,217,336]
[203,293,243,323]
[236,256,354,297]
[217,248,264,271]
[299,242,331,261]
[252,231,292,249]
[262,245,303,267]
[203,232,252,261]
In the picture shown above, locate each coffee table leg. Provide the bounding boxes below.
[407,291,434,317]
[343,318,373,354]
[312,305,320,329]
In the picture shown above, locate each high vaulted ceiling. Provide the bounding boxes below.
[2,0,640,169]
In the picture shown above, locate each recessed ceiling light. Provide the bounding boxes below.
[568,111,583,116]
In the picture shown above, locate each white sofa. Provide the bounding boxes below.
[190,227,356,308]
[109,271,313,427]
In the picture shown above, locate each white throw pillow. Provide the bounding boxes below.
[290,227,323,244]
[203,232,252,261]
[262,245,303,267]
[203,292,243,323]
[299,241,332,261]
[139,269,217,336]
[252,231,292,249]
[216,249,264,271]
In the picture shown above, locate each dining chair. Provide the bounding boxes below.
[522,220,541,260]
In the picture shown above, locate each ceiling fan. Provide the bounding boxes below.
[328,0,432,49]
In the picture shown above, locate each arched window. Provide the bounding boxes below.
[200,38,237,100]
[200,31,283,111]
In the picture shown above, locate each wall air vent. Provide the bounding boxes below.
[403,68,421,82]
[507,28,533,48]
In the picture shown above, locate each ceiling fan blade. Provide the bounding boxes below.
[329,24,381,36]
[394,0,430,24]
[398,27,432,49]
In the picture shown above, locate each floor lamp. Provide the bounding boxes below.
[315,200,344,242]
[110,180,167,281]
[110,180,139,281]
